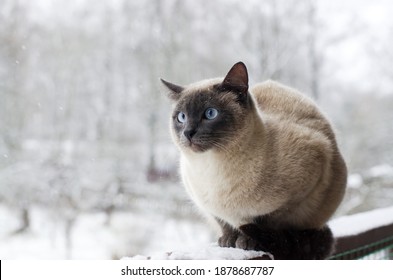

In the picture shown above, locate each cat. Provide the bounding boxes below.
[161,62,347,259]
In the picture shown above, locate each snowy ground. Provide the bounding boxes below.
[0,205,213,259]
[2,204,393,260]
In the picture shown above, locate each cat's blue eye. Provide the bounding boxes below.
[177,112,187,123]
[205,108,218,120]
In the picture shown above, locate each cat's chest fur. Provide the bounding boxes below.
[180,150,276,228]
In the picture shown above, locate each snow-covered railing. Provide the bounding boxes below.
[329,206,393,260]
[128,245,272,260]
[126,207,393,260]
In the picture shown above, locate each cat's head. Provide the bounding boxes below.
[161,62,254,153]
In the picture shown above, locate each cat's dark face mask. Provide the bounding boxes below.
[171,88,246,153]
[162,62,250,153]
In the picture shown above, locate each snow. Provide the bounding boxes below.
[2,203,393,259]
[126,244,271,260]
[347,174,363,189]
[329,206,393,237]
[0,205,213,259]
[367,164,393,178]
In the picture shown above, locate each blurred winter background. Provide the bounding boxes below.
[1,0,392,259]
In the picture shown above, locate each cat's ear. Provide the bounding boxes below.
[160,78,184,101]
[222,62,249,94]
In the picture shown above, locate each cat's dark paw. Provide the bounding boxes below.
[307,226,335,260]
[238,224,273,251]
[234,233,262,251]
[218,230,239,248]
[218,227,262,250]
[218,224,262,250]
[239,223,335,260]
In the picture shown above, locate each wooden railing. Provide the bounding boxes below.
[330,220,393,260]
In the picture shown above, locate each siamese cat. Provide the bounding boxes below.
[161,62,347,259]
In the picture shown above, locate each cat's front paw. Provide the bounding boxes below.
[218,231,239,248]
[219,229,261,251]
[234,233,262,251]
[237,224,273,252]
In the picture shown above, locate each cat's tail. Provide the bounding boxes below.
[239,224,335,260]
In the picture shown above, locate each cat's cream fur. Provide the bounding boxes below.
[174,79,346,230]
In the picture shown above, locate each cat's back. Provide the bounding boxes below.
[251,80,319,119]
[251,80,335,141]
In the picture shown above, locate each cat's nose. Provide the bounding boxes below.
[184,129,197,141]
